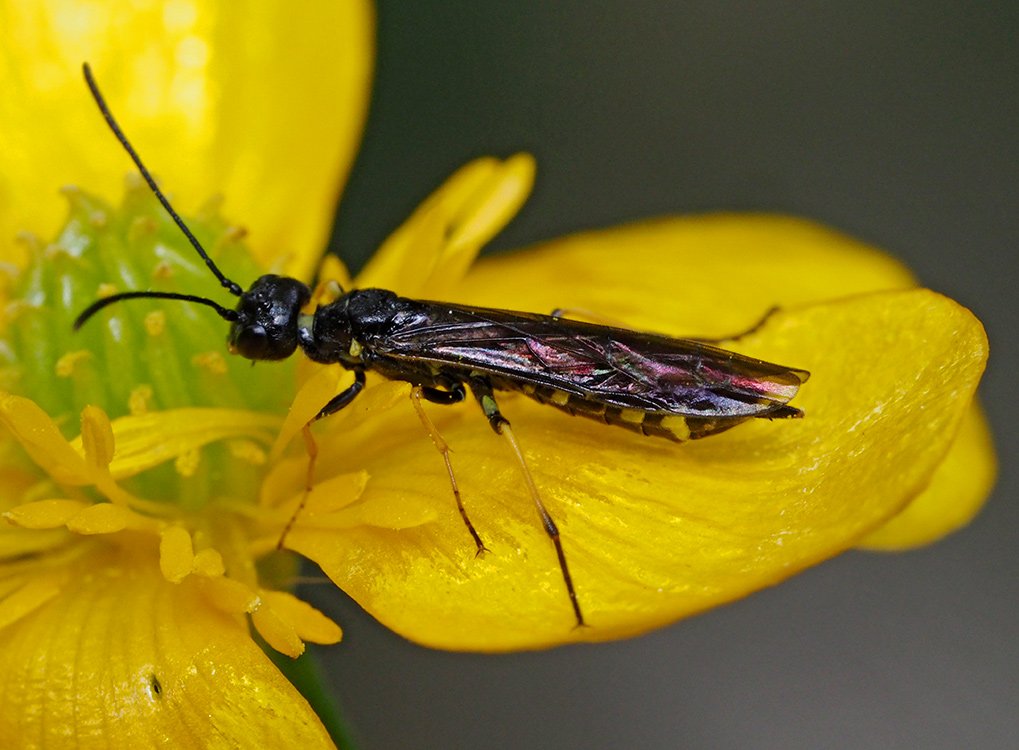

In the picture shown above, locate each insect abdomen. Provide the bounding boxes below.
[509,382,692,442]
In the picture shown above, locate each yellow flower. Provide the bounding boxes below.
[292,211,993,649]
[0,1,371,745]
[0,1,994,747]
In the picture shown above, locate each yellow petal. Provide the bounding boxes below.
[0,396,137,507]
[4,499,89,529]
[0,523,70,560]
[449,214,917,334]
[77,407,281,479]
[66,502,133,534]
[0,574,65,630]
[275,470,369,516]
[80,403,115,469]
[269,366,342,464]
[298,492,439,533]
[0,465,41,512]
[859,403,996,549]
[0,1,374,280]
[260,590,343,646]
[356,154,535,295]
[0,547,334,747]
[315,255,354,297]
[0,393,98,486]
[199,575,260,616]
[291,290,986,650]
[251,602,304,659]
[450,215,994,551]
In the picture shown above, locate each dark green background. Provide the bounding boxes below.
[312,3,1017,748]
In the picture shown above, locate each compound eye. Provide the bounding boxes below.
[232,324,269,359]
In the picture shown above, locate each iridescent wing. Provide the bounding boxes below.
[377,301,808,418]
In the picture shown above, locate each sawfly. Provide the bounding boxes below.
[74,63,808,627]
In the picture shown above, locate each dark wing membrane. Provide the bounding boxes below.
[378,301,808,418]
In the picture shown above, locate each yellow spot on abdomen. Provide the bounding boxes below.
[660,415,691,441]
[619,408,645,424]
[550,391,570,406]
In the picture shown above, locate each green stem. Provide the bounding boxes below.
[266,645,359,750]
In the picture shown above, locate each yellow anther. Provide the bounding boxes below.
[192,351,228,375]
[144,311,166,336]
[55,350,92,378]
[229,439,267,466]
[153,260,174,280]
[127,215,157,242]
[128,385,154,415]
[159,526,194,583]
[174,448,201,478]
[192,548,226,577]
[80,405,115,470]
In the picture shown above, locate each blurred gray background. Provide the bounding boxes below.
[309,3,1018,748]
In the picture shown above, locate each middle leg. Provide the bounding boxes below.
[410,383,488,556]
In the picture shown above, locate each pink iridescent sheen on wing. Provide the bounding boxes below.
[376,300,808,421]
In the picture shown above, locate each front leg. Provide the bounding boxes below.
[277,368,367,549]
[314,368,366,420]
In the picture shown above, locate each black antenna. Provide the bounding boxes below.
[74,290,239,331]
[82,62,243,297]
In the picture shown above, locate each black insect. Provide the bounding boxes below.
[75,63,808,627]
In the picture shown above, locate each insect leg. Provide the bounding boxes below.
[552,305,780,344]
[468,377,586,627]
[419,384,466,405]
[410,385,489,556]
[314,368,367,420]
[277,369,367,549]
[550,307,626,327]
[688,305,780,344]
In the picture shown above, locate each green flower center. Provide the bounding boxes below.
[1,181,296,507]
